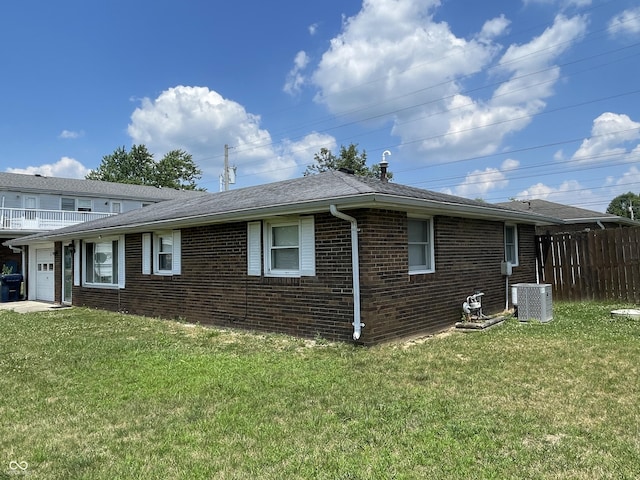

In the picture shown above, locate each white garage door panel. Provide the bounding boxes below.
[36,248,55,302]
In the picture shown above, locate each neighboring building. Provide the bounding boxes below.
[495,199,639,234]
[7,170,559,344]
[0,171,205,302]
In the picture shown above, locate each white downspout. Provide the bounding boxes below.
[330,205,363,340]
[596,221,605,230]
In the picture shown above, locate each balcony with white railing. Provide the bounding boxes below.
[0,208,115,232]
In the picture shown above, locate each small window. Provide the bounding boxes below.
[61,198,75,211]
[111,202,122,214]
[142,231,181,275]
[505,225,519,266]
[408,218,434,274]
[77,199,92,212]
[84,239,119,285]
[258,217,315,277]
[155,233,173,273]
[270,224,299,271]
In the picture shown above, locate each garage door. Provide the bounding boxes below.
[36,248,55,302]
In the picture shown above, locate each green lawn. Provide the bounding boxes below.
[1,302,639,479]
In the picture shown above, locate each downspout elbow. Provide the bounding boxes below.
[329,205,363,341]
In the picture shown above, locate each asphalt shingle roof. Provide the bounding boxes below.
[0,171,206,201]
[494,199,626,222]
[8,170,559,244]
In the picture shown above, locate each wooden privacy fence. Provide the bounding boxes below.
[536,227,640,303]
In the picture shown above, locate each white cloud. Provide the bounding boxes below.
[6,157,90,178]
[309,23,319,36]
[501,158,520,171]
[514,164,640,213]
[283,51,310,95]
[515,179,589,205]
[571,112,640,163]
[447,159,520,198]
[127,85,328,184]
[522,0,591,7]
[478,15,511,44]
[608,7,640,37]
[616,165,640,188]
[59,129,84,139]
[310,1,587,164]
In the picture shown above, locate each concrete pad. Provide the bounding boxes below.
[0,301,70,313]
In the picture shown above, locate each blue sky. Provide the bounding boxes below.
[1,0,639,212]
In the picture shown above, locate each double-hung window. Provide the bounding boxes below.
[269,223,300,272]
[504,224,518,266]
[83,237,125,287]
[155,233,174,273]
[247,217,315,277]
[142,230,181,275]
[408,217,434,274]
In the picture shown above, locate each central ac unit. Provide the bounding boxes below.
[512,283,553,322]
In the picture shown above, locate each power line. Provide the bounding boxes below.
[195,6,640,167]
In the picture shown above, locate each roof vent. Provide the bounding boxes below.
[338,167,355,175]
[380,150,391,183]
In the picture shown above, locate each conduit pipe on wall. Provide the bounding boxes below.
[329,205,363,341]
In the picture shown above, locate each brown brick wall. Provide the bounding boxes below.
[71,210,538,345]
[357,212,536,343]
[74,215,356,340]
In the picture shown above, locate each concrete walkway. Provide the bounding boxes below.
[0,300,70,313]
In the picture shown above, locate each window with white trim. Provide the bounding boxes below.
[408,217,434,274]
[83,237,124,287]
[77,199,92,212]
[62,197,93,212]
[269,223,299,271]
[247,217,315,277]
[155,232,174,273]
[61,197,75,211]
[504,224,518,266]
[142,230,182,275]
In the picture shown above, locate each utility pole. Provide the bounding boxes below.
[223,144,229,192]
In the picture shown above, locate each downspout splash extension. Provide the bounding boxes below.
[330,205,363,341]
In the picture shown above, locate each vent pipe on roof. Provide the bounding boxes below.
[380,150,391,183]
[330,205,363,341]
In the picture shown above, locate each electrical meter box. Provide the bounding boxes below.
[501,261,512,276]
[513,283,553,322]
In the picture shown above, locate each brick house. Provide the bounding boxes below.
[7,170,558,344]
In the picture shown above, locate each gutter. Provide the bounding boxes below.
[329,205,363,341]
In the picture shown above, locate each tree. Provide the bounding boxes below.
[304,143,392,180]
[86,145,203,190]
[155,150,203,190]
[606,192,640,219]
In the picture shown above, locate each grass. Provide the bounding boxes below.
[1,302,639,479]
